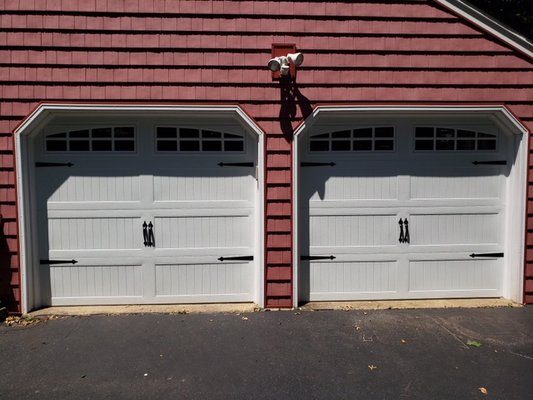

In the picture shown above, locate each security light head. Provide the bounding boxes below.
[287,52,304,66]
[267,57,282,72]
[268,49,304,79]
[268,56,291,75]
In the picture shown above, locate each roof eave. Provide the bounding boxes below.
[435,0,533,59]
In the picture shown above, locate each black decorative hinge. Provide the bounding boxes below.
[472,160,507,165]
[40,259,78,265]
[469,252,504,258]
[301,255,336,261]
[301,162,336,167]
[218,255,254,261]
[218,162,254,167]
[35,162,74,167]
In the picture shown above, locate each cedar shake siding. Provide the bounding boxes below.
[0,0,531,312]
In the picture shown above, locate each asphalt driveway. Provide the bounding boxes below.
[1,307,532,400]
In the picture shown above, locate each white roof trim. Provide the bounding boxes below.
[435,0,532,58]
[294,105,530,137]
[14,103,264,137]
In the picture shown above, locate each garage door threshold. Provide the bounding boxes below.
[29,303,258,317]
[28,299,521,316]
[300,298,520,311]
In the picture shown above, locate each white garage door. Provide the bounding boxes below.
[300,124,508,301]
[35,123,257,305]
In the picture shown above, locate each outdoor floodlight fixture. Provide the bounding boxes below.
[267,52,304,76]
[287,52,304,66]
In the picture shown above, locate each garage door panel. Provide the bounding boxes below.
[308,203,404,213]
[153,174,255,202]
[152,248,251,260]
[48,250,144,259]
[36,122,258,306]
[408,259,500,294]
[310,215,397,247]
[301,123,507,302]
[409,214,499,246]
[410,174,502,200]
[154,216,252,249]
[155,262,252,300]
[48,217,140,250]
[310,247,401,257]
[50,264,143,300]
[46,201,144,211]
[310,261,398,300]
[150,204,253,214]
[40,173,142,203]
[306,173,399,201]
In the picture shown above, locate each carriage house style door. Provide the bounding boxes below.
[33,115,259,306]
[298,115,515,302]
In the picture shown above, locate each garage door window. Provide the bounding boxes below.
[414,127,497,151]
[156,127,245,152]
[309,127,394,152]
[45,127,135,152]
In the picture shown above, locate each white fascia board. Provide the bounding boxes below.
[15,104,264,138]
[14,133,28,313]
[294,105,530,137]
[435,0,533,59]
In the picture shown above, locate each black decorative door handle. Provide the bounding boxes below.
[148,221,155,247]
[403,218,410,244]
[142,221,149,246]
[399,218,410,244]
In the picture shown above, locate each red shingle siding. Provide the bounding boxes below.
[0,1,532,311]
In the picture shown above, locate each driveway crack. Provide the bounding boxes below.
[429,316,469,350]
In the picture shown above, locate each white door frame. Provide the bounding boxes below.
[293,105,530,307]
[14,104,265,313]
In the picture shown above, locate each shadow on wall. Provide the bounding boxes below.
[279,75,313,139]
[0,215,17,314]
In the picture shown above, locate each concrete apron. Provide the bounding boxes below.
[30,303,259,317]
[29,298,519,317]
[302,298,519,311]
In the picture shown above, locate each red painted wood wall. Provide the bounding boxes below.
[0,0,531,312]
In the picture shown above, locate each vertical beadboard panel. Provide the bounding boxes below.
[154,216,250,249]
[50,264,143,299]
[153,175,253,201]
[410,174,502,199]
[154,262,252,299]
[48,217,138,250]
[310,215,397,247]
[310,261,398,300]
[409,259,499,293]
[409,214,499,245]
[37,174,142,203]
[308,174,399,201]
